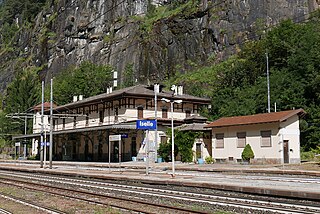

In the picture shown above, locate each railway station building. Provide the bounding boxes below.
[14,84,211,162]
[205,109,305,164]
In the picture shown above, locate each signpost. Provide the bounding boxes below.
[136,120,157,130]
[136,120,157,175]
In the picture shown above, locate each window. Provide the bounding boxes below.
[162,108,168,118]
[62,118,65,129]
[160,136,167,144]
[131,137,137,156]
[53,119,56,130]
[237,132,246,148]
[114,107,119,122]
[85,113,89,126]
[137,106,143,119]
[99,110,104,123]
[73,116,76,128]
[261,130,272,147]
[215,133,224,148]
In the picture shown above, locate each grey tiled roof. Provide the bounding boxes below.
[54,84,210,111]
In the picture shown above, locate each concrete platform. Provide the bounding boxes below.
[0,160,319,201]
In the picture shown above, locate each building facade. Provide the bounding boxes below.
[15,84,210,162]
[206,109,305,164]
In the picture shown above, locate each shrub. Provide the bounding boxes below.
[301,151,315,161]
[242,144,254,162]
[158,142,171,162]
[205,156,214,164]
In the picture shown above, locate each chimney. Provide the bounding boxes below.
[178,85,183,95]
[79,95,83,101]
[109,86,113,93]
[73,96,78,102]
[113,71,118,88]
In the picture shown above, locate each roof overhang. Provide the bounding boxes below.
[12,123,136,140]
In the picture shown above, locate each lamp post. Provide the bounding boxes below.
[161,98,182,177]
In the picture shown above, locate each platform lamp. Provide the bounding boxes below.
[161,98,182,177]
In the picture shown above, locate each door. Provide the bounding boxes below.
[131,137,137,157]
[283,140,289,163]
[113,141,119,162]
[196,143,202,159]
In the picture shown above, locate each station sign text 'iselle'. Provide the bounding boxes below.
[136,120,157,130]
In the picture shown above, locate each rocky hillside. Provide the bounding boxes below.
[0,0,319,91]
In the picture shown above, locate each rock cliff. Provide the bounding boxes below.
[0,0,319,90]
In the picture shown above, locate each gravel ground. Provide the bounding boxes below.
[0,184,120,214]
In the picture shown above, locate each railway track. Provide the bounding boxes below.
[0,172,207,214]
[0,170,319,213]
[0,208,12,214]
[0,192,65,214]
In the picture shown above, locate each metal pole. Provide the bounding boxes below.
[108,138,111,172]
[49,78,53,169]
[171,101,175,177]
[146,130,149,175]
[154,84,158,162]
[24,115,27,159]
[40,81,44,168]
[44,129,46,168]
[119,139,121,170]
[266,52,270,113]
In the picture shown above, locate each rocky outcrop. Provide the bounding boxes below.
[1,0,319,90]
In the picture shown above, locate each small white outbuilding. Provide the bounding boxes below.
[205,109,306,164]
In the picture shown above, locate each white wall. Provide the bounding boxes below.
[212,123,282,162]
[279,115,301,163]
[33,112,50,133]
[211,116,301,164]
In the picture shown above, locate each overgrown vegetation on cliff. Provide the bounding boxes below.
[0,0,47,46]
[168,17,320,151]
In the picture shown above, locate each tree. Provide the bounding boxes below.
[2,67,40,136]
[53,61,113,105]
[241,144,254,162]
[175,130,199,162]
[4,67,41,114]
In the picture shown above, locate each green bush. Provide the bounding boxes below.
[301,151,316,161]
[158,142,171,162]
[242,144,254,162]
[205,156,214,164]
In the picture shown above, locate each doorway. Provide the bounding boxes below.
[113,141,119,162]
[196,143,202,159]
[283,140,289,163]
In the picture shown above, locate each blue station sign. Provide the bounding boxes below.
[136,120,157,130]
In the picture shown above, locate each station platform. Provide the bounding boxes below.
[0,160,319,201]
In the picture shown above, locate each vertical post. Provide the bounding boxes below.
[24,114,27,159]
[154,84,158,162]
[49,78,53,169]
[119,139,121,170]
[146,130,149,175]
[40,81,44,168]
[171,101,175,177]
[44,129,47,168]
[108,134,111,172]
[266,52,270,113]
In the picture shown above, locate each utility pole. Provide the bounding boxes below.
[49,78,53,169]
[40,81,44,168]
[154,83,159,162]
[266,52,271,113]
[24,114,27,159]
